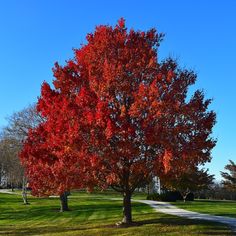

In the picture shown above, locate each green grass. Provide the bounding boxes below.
[172,199,236,218]
[0,191,233,235]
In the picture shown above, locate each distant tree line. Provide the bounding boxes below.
[0,104,43,203]
[145,160,236,201]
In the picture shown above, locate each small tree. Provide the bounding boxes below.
[221,160,236,192]
[20,120,90,211]
[20,19,216,223]
[3,104,43,204]
[162,168,214,202]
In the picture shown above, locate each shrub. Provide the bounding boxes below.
[146,191,182,202]
[146,193,162,201]
[186,192,194,201]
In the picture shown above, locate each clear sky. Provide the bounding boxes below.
[0,0,235,180]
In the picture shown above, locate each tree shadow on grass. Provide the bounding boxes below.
[0,225,92,236]
[0,197,143,220]
[0,214,233,236]
[136,214,233,235]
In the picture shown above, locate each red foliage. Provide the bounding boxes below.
[20,19,216,212]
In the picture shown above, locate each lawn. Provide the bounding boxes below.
[0,191,233,235]
[172,199,236,218]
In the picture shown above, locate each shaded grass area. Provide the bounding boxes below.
[0,192,233,236]
[172,199,236,218]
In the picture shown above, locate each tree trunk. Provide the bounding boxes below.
[147,183,150,195]
[60,191,70,212]
[122,192,132,224]
[11,182,14,192]
[183,191,190,203]
[22,176,29,205]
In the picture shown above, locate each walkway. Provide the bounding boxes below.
[136,199,236,232]
[0,189,18,194]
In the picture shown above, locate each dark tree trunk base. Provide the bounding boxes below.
[22,192,29,205]
[23,202,30,205]
[22,176,29,205]
[60,191,70,212]
[122,192,132,224]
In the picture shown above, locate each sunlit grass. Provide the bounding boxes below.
[172,199,236,218]
[0,191,232,235]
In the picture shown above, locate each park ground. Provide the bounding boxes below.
[0,190,235,236]
[172,199,236,218]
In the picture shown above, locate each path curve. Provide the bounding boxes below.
[135,199,236,232]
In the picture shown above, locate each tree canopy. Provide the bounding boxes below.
[20,19,216,224]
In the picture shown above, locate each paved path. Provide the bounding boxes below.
[136,199,236,232]
[0,189,18,194]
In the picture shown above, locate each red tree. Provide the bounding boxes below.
[20,19,216,223]
[20,85,93,211]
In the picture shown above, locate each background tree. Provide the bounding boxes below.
[221,160,236,192]
[0,136,23,190]
[4,104,43,142]
[20,19,216,224]
[162,168,214,202]
[204,181,236,200]
[1,104,42,204]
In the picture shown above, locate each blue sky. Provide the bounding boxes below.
[0,0,235,180]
